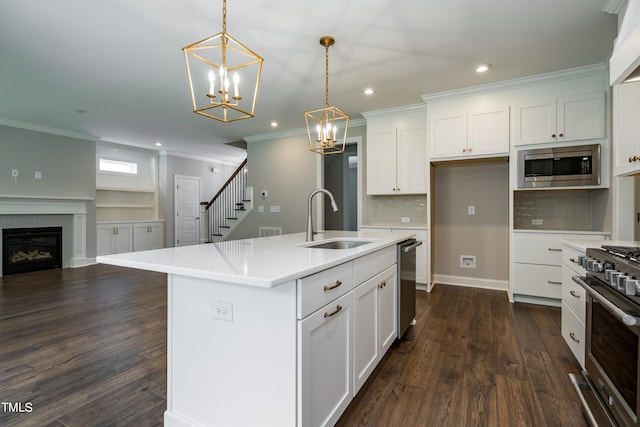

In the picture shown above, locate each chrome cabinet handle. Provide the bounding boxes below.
[569,290,580,298]
[548,280,562,285]
[570,257,578,264]
[378,280,387,289]
[569,332,580,343]
[324,305,342,318]
[323,280,343,291]
[548,248,562,252]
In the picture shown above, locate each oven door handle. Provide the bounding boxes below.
[573,275,640,326]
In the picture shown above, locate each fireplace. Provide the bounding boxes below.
[2,227,63,275]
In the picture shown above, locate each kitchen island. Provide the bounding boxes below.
[97,230,414,427]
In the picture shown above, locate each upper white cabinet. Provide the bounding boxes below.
[613,82,640,176]
[429,105,509,160]
[512,92,605,146]
[364,107,427,195]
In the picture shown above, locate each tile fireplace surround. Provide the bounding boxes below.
[0,198,88,276]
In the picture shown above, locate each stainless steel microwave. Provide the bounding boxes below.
[517,144,600,188]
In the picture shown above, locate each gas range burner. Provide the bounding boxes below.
[601,245,640,262]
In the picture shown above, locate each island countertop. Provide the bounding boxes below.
[96,230,414,288]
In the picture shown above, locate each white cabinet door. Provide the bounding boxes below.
[133,222,165,251]
[353,265,397,393]
[298,292,354,427]
[557,92,605,142]
[512,98,557,145]
[429,111,467,159]
[366,129,397,195]
[96,225,116,256]
[147,223,164,249]
[378,265,397,354]
[112,226,132,254]
[468,106,510,156]
[353,275,379,394]
[512,92,604,146]
[614,82,640,176]
[396,125,427,194]
[97,223,132,255]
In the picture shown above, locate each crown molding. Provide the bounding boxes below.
[361,103,426,119]
[602,0,627,15]
[421,63,608,103]
[0,117,97,142]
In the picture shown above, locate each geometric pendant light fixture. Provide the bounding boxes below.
[182,0,263,123]
[304,36,349,155]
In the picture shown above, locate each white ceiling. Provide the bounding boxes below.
[0,0,618,164]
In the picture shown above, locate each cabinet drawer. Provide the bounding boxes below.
[512,263,562,299]
[562,245,586,276]
[297,262,354,319]
[354,246,396,285]
[562,264,586,322]
[561,302,585,368]
[513,234,567,265]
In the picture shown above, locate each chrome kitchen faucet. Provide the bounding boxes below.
[306,189,338,241]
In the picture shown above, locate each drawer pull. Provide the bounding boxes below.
[548,280,562,285]
[323,280,343,291]
[548,248,562,252]
[570,290,580,298]
[569,332,580,343]
[570,258,578,264]
[324,305,342,318]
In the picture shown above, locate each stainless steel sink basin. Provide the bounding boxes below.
[305,240,373,249]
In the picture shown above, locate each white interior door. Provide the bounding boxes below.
[175,175,201,246]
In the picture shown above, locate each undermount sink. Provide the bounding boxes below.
[304,240,373,250]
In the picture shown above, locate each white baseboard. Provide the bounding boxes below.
[432,274,508,292]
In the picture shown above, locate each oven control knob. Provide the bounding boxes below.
[610,271,622,288]
[591,262,604,273]
[624,278,639,296]
[586,259,595,271]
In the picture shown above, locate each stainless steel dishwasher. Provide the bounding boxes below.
[397,238,422,338]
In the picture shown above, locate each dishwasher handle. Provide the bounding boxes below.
[401,240,422,252]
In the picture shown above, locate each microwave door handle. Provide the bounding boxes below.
[572,275,640,326]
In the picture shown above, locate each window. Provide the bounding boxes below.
[98,158,138,175]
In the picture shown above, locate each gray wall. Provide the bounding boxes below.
[0,124,97,257]
[160,153,240,246]
[228,133,319,240]
[433,161,509,281]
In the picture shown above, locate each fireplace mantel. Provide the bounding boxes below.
[0,198,89,269]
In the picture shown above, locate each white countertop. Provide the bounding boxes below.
[561,238,640,252]
[97,230,414,288]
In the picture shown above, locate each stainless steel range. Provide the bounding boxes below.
[571,245,640,427]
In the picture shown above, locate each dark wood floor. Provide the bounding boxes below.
[0,265,588,426]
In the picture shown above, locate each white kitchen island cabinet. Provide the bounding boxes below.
[97,230,411,427]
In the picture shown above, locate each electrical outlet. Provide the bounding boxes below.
[532,219,543,225]
[401,217,410,223]
[270,205,280,213]
[11,169,18,177]
[34,171,42,179]
[460,255,476,269]
[212,300,233,322]
[467,205,475,215]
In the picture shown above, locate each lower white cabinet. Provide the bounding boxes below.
[561,243,588,368]
[96,223,132,256]
[511,231,608,304]
[354,265,397,393]
[133,222,164,251]
[298,291,354,427]
[98,221,164,255]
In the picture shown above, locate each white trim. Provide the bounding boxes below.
[361,104,426,119]
[422,63,608,102]
[432,274,509,292]
[0,117,97,141]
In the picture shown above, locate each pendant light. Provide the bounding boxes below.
[182,0,263,123]
[304,36,349,155]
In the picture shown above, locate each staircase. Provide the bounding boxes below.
[204,159,253,243]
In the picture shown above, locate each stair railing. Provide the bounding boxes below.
[205,159,248,241]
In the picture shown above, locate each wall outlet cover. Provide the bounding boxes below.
[401,217,410,223]
[460,255,476,269]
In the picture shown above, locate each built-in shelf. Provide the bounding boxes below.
[96,203,155,208]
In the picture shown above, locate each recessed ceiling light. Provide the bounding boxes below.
[155,141,162,147]
[270,121,278,127]
[364,88,374,95]
[475,63,491,73]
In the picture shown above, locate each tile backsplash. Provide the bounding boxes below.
[513,190,607,231]
[365,195,427,226]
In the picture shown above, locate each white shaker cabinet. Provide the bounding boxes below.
[429,105,509,160]
[561,243,587,368]
[298,291,354,427]
[353,264,397,393]
[133,221,164,251]
[367,125,427,195]
[613,81,640,176]
[512,92,604,146]
[96,223,133,256]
